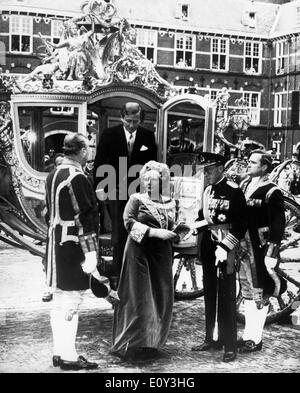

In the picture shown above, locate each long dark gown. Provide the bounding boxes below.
[110,192,176,358]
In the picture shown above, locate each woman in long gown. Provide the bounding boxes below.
[110,161,178,361]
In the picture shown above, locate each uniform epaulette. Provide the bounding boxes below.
[227,180,239,188]
[265,185,281,203]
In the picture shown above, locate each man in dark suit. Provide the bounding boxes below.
[93,102,157,283]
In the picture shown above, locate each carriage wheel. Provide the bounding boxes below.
[237,196,300,324]
[173,253,204,300]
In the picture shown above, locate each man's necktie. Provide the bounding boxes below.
[128,133,134,157]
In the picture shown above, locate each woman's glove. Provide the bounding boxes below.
[81,251,98,274]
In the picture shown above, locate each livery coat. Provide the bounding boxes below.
[239,176,285,295]
[199,177,247,352]
[45,158,99,291]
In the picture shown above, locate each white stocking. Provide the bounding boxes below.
[250,304,268,344]
[242,299,256,341]
[60,312,79,362]
[50,309,66,357]
[242,300,268,344]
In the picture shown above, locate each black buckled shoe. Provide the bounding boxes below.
[60,356,98,371]
[52,355,61,367]
[192,340,223,352]
[239,340,262,354]
[223,351,237,363]
[42,292,53,302]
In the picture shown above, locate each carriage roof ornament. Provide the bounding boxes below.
[14,0,176,98]
[213,87,251,156]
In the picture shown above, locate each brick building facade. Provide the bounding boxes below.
[0,0,299,159]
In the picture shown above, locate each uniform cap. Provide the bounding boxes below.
[198,152,227,167]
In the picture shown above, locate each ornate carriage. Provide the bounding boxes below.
[0,2,299,324]
[0,3,216,256]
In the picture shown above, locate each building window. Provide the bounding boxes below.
[297,7,300,27]
[136,29,157,63]
[51,20,63,44]
[181,4,189,19]
[211,38,228,71]
[274,93,285,127]
[244,41,261,74]
[243,92,260,125]
[175,34,194,68]
[175,3,190,20]
[174,85,190,95]
[209,89,218,102]
[275,42,285,75]
[9,15,32,53]
[0,41,6,66]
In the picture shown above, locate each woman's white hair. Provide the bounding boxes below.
[140,160,170,183]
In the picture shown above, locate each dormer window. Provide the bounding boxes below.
[175,3,190,20]
[297,7,300,26]
[242,0,257,29]
[182,5,189,19]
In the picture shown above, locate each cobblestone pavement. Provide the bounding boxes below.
[0,242,300,374]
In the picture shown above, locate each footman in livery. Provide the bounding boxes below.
[238,150,286,354]
[45,133,112,371]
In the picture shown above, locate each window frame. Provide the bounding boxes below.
[135,28,158,63]
[275,41,285,75]
[242,91,261,126]
[51,19,63,45]
[174,33,195,68]
[175,3,190,20]
[274,92,286,127]
[210,38,229,72]
[9,15,33,54]
[243,41,262,75]
[181,4,190,20]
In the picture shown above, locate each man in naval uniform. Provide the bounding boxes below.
[45,133,112,371]
[192,152,247,362]
[238,150,285,353]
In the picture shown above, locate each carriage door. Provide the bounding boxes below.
[158,93,215,173]
[157,93,216,245]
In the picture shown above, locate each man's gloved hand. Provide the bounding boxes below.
[265,256,277,274]
[215,246,227,266]
[81,251,98,274]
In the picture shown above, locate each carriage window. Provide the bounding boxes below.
[166,111,205,177]
[50,106,74,116]
[18,106,79,172]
